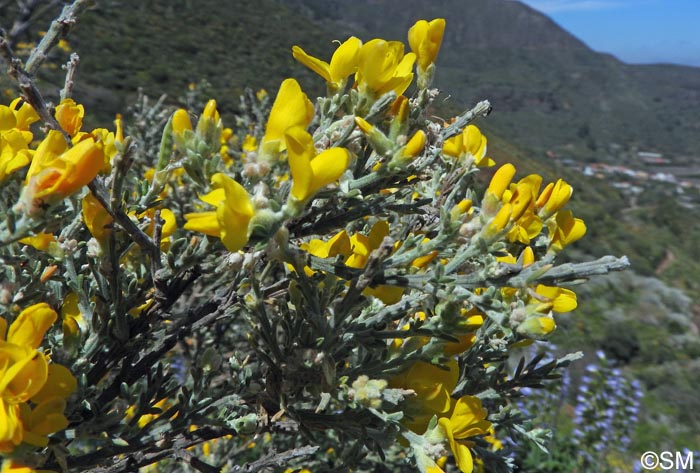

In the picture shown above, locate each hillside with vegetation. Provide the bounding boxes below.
[2,0,699,466]
[292,0,700,160]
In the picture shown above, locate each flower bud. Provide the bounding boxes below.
[516,315,556,338]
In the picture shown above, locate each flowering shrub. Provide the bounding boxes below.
[0,5,629,473]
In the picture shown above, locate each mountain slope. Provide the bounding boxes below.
[292,0,700,161]
[9,0,699,162]
[4,0,337,121]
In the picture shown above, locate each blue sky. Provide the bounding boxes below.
[516,0,700,67]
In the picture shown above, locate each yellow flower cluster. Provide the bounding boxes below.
[293,17,445,96]
[182,79,351,251]
[443,125,495,168]
[172,99,223,153]
[0,304,76,453]
[301,220,439,304]
[483,163,586,251]
[390,361,490,473]
[0,97,122,218]
[176,17,451,253]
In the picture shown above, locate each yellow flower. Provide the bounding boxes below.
[391,94,409,116]
[411,238,438,269]
[0,99,37,182]
[402,130,427,159]
[171,108,194,153]
[345,221,389,269]
[57,39,71,52]
[486,163,516,200]
[220,128,234,164]
[5,303,57,348]
[516,315,556,338]
[21,131,104,213]
[0,105,16,130]
[356,39,416,97]
[437,396,491,473]
[299,230,352,276]
[506,213,540,245]
[242,134,258,152]
[392,309,479,357]
[532,285,577,313]
[354,117,396,161]
[482,165,547,244]
[128,296,154,318]
[497,246,535,267]
[54,98,84,136]
[195,99,222,143]
[536,178,573,219]
[184,173,254,252]
[303,230,352,260]
[389,360,459,434]
[60,292,85,340]
[125,398,174,429]
[484,426,503,451]
[19,393,72,447]
[451,199,473,221]
[18,233,56,252]
[82,192,113,244]
[0,303,76,453]
[171,101,221,153]
[345,221,405,303]
[301,222,404,304]
[262,79,314,155]
[482,203,512,239]
[114,114,124,143]
[199,99,219,126]
[285,126,350,202]
[354,116,373,135]
[84,127,121,173]
[172,108,193,136]
[548,209,586,252]
[501,176,542,244]
[408,19,446,72]
[521,246,535,265]
[443,309,484,356]
[0,128,33,182]
[256,89,268,101]
[292,37,362,93]
[443,125,494,167]
[9,98,40,136]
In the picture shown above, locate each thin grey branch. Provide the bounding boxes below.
[25,0,93,75]
[61,51,79,99]
[233,446,320,473]
[440,100,492,140]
